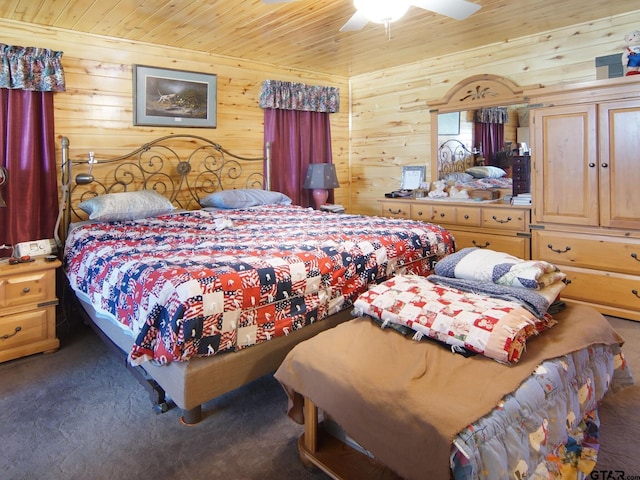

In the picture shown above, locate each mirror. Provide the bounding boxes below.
[428,75,539,182]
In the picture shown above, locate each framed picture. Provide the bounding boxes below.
[401,166,426,190]
[437,111,460,135]
[133,65,217,128]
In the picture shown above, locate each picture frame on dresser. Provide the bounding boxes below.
[133,65,217,128]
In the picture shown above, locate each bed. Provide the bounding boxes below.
[275,251,635,479]
[57,134,456,424]
[437,139,512,198]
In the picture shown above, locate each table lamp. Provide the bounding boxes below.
[303,163,340,209]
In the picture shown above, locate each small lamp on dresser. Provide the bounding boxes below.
[303,163,340,209]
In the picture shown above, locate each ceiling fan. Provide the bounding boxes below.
[262,0,481,33]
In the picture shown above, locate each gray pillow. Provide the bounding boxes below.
[200,189,292,209]
[78,190,175,222]
[465,166,507,179]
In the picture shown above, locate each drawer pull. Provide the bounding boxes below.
[23,287,31,293]
[633,289,640,299]
[547,244,571,254]
[388,208,402,215]
[491,215,512,224]
[439,213,446,218]
[463,214,469,219]
[632,253,639,262]
[1,326,22,340]
[416,210,424,216]
[471,240,490,249]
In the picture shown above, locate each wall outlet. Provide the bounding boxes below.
[14,239,57,257]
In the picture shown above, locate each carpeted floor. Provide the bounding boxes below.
[1,314,639,480]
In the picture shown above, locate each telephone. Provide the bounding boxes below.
[14,238,58,258]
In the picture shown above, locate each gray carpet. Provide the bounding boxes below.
[1,315,639,480]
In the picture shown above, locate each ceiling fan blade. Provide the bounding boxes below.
[339,10,369,32]
[411,0,481,20]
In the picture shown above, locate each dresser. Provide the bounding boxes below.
[0,257,60,362]
[511,155,531,196]
[381,198,531,259]
[528,75,640,321]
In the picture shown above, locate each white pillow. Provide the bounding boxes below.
[78,190,175,222]
[200,189,292,209]
[465,166,507,179]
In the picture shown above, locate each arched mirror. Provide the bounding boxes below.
[428,75,539,194]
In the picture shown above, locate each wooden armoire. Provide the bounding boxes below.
[528,75,640,321]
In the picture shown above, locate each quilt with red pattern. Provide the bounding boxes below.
[64,205,455,365]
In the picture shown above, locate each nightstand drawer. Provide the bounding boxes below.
[0,307,57,354]
[0,269,55,308]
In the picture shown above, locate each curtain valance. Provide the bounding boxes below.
[259,80,339,113]
[474,107,509,124]
[0,43,65,92]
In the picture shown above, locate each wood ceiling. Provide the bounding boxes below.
[2,0,639,77]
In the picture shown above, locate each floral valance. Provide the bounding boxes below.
[0,43,66,92]
[474,107,509,124]
[259,80,339,113]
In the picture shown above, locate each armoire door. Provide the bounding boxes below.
[598,98,640,230]
[532,104,599,226]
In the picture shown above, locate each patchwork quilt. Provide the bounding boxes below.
[353,274,557,364]
[64,205,455,365]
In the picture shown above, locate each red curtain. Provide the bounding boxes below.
[474,122,504,166]
[263,108,334,207]
[0,89,58,256]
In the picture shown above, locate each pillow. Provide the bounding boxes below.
[78,190,175,222]
[465,166,507,179]
[442,172,474,183]
[200,189,292,209]
[353,274,556,364]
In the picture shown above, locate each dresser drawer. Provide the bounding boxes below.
[482,208,527,231]
[410,203,432,222]
[561,266,640,313]
[532,230,640,276]
[380,201,410,219]
[448,229,530,259]
[430,205,456,224]
[0,269,55,309]
[455,206,481,227]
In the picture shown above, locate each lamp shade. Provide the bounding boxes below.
[303,163,339,209]
[303,163,340,190]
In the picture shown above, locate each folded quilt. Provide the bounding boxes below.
[353,274,556,364]
[428,274,565,318]
[435,247,565,289]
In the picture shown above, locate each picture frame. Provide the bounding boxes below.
[437,111,460,135]
[133,65,217,128]
[401,166,426,190]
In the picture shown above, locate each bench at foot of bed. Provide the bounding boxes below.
[299,398,400,480]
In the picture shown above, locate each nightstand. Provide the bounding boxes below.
[0,257,61,362]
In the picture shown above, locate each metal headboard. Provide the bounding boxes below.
[56,134,270,247]
[437,139,474,179]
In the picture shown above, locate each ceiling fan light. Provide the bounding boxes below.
[353,0,411,24]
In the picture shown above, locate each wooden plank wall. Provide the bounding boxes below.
[0,19,350,209]
[349,10,640,216]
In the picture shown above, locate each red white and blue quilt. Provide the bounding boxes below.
[64,205,455,365]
